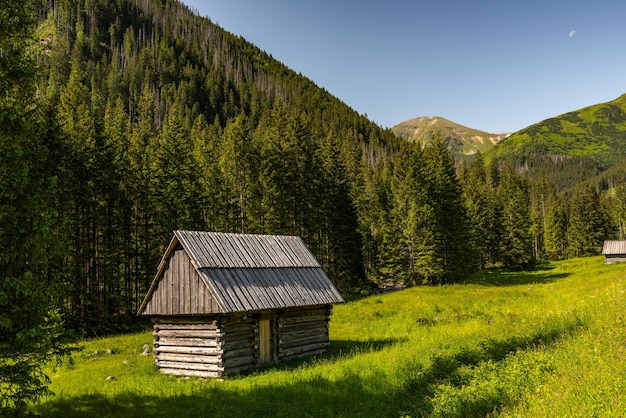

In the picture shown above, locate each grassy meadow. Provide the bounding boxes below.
[30,256,626,417]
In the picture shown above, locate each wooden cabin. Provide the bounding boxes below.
[602,240,626,264]
[137,230,344,378]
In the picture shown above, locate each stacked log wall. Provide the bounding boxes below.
[220,315,257,375]
[153,317,224,378]
[152,306,333,378]
[278,305,331,361]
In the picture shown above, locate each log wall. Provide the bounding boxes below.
[278,306,331,361]
[152,305,332,378]
[153,316,224,378]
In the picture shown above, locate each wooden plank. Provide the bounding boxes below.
[197,269,225,313]
[279,341,329,358]
[229,234,255,268]
[221,338,254,352]
[258,319,272,363]
[154,317,218,325]
[279,334,328,350]
[282,306,330,317]
[156,361,222,372]
[199,231,222,268]
[204,233,229,267]
[273,235,300,266]
[229,269,259,311]
[279,321,328,333]
[248,235,272,267]
[280,348,327,362]
[156,352,222,364]
[279,325,328,340]
[159,368,221,378]
[261,268,293,308]
[203,269,238,312]
[241,268,279,310]
[275,268,309,306]
[280,315,329,325]
[289,268,318,305]
[222,355,256,368]
[154,345,221,355]
[212,269,250,312]
[293,268,329,304]
[244,235,266,267]
[222,363,256,376]
[222,322,255,333]
[156,337,220,347]
[155,329,222,338]
[221,346,256,360]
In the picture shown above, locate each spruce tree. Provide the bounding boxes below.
[460,153,500,268]
[0,0,71,412]
[544,194,569,259]
[417,134,476,284]
[568,183,608,257]
[498,164,534,269]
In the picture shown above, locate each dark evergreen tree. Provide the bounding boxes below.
[498,164,534,269]
[544,194,569,260]
[568,183,608,257]
[416,135,476,283]
[0,0,71,412]
[459,153,501,267]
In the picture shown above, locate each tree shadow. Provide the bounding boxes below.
[30,318,582,418]
[231,337,404,377]
[465,264,570,287]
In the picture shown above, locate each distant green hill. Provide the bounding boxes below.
[488,94,626,190]
[391,116,508,159]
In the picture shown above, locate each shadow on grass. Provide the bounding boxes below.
[465,264,570,287]
[31,319,583,417]
[232,338,403,377]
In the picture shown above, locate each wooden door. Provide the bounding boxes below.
[258,319,274,363]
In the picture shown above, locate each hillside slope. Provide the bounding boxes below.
[392,116,507,159]
[31,0,405,328]
[30,257,626,417]
[488,94,626,189]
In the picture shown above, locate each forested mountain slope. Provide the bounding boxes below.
[392,116,507,159]
[6,0,623,336]
[488,94,626,190]
[34,0,407,327]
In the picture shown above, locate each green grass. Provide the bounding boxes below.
[29,256,626,417]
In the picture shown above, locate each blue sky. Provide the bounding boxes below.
[182,1,626,133]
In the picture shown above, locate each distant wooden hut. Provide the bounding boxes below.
[137,230,344,378]
[602,240,626,264]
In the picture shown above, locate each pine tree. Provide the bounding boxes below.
[415,134,475,284]
[544,194,569,259]
[498,164,534,269]
[219,113,256,232]
[568,183,608,257]
[0,0,71,411]
[459,153,500,267]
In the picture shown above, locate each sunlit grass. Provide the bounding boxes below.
[30,256,626,417]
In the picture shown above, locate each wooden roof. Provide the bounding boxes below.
[602,240,626,255]
[138,231,344,315]
[175,230,320,268]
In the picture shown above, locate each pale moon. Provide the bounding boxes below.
[569,30,576,38]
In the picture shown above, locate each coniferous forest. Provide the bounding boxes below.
[3,0,626,411]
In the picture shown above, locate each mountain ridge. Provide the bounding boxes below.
[392,116,508,159]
